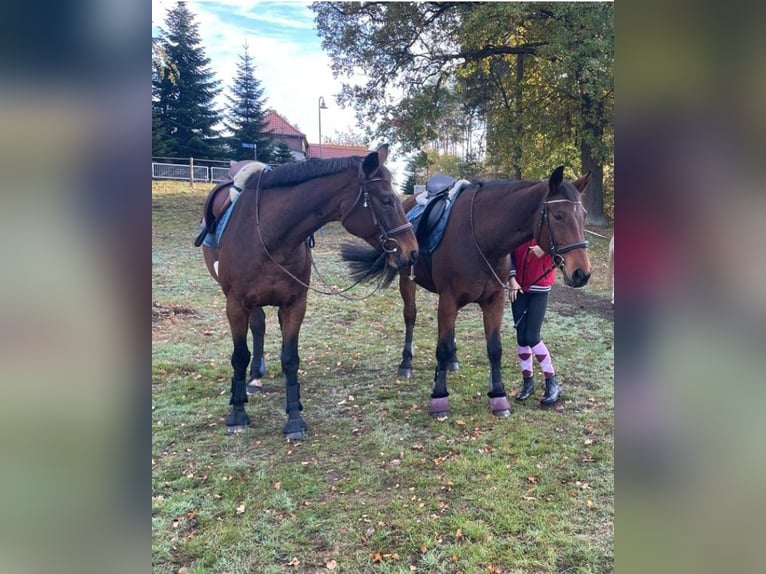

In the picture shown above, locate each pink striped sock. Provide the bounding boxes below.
[517,345,533,377]
[532,341,555,378]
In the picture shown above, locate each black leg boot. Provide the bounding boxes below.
[540,376,561,406]
[515,376,535,402]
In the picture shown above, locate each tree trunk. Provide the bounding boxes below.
[512,53,524,180]
[580,120,608,226]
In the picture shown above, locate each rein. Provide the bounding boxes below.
[253,167,410,300]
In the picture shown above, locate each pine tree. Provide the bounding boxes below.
[271,142,295,165]
[224,43,273,162]
[152,1,223,159]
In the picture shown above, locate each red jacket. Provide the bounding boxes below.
[510,239,555,292]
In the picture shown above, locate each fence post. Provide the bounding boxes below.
[190,157,194,188]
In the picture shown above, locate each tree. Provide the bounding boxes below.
[311,2,613,224]
[152,1,223,159]
[271,142,295,165]
[224,42,273,162]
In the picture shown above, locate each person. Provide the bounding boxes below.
[508,238,561,406]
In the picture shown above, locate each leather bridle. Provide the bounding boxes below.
[341,167,413,254]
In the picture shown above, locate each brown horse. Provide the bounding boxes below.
[343,166,591,418]
[199,145,419,438]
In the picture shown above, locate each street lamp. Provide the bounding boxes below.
[318,96,328,158]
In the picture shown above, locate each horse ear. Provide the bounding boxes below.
[376,143,389,164]
[573,171,591,193]
[548,165,565,192]
[363,143,389,176]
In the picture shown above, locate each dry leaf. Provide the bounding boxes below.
[326,559,337,570]
[235,504,245,514]
[274,481,281,490]
[455,528,463,540]
[372,552,382,563]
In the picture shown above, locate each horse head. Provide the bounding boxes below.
[340,144,419,271]
[536,166,592,288]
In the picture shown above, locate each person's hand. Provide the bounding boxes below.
[529,244,544,258]
[508,276,522,302]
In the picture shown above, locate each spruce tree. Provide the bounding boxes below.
[224,43,273,162]
[152,1,222,159]
[271,142,295,165]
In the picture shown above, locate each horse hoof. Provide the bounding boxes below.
[447,361,460,372]
[429,397,450,419]
[489,396,512,417]
[283,417,308,440]
[246,380,263,395]
[225,407,250,430]
[397,367,412,379]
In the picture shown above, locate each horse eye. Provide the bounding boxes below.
[554,213,564,221]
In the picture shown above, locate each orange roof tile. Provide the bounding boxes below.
[306,143,370,159]
[263,109,305,137]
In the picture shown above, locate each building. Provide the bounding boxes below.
[306,142,370,159]
[263,109,309,161]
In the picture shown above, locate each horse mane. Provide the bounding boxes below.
[247,156,363,190]
[478,176,580,201]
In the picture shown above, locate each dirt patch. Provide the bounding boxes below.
[152,301,199,323]
[549,287,613,321]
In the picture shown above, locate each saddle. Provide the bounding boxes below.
[408,174,469,254]
[193,161,269,247]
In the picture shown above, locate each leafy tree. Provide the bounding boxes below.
[152,1,223,159]
[311,2,613,224]
[224,42,273,162]
[271,142,295,165]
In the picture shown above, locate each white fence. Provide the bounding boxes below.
[152,158,232,183]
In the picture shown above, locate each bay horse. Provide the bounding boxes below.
[342,166,591,418]
[199,145,419,438]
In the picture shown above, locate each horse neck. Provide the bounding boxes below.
[258,175,356,245]
[473,182,545,257]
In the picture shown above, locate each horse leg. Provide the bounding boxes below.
[429,298,458,419]
[225,297,251,433]
[397,273,417,378]
[278,298,308,440]
[481,296,511,417]
[246,306,267,395]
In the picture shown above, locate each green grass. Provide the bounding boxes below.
[152,181,614,573]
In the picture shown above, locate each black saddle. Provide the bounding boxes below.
[413,173,456,245]
[425,173,456,197]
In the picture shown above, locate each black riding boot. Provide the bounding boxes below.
[515,376,535,402]
[540,376,561,406]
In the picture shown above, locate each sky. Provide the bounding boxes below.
[152,0,400,169]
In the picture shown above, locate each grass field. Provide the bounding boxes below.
[152,180,614,573]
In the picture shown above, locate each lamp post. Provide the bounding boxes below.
[318,96,327,158]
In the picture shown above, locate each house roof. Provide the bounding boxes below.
[306,143,370,159]
[263,110,305,138]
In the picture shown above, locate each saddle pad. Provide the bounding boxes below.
[202,192,240,249]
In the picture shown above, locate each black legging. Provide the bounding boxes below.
[511,291,549,347]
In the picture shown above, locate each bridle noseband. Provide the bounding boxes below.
[341,168,413,254]
[537,199,589,267]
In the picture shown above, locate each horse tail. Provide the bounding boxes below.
[340,243,399,288]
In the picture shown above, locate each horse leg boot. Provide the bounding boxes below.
[279,306,308,440]
[247,307,267,395]
[431,303,460,418]
[397,273,416,378]
[484,322,510,417]
[429,367,450,419]
[226,335,251,433]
